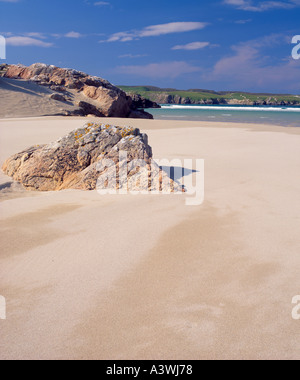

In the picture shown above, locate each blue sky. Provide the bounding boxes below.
[0,0,299,93]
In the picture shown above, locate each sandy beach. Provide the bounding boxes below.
[0,116,300,360]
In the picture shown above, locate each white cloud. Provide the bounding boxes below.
[24,32,47,39]
[116,61,201,78]
[6,36,53,47]
[172,42,210,50]
[65,31,83,38]
[119,54,148,58]
[205,34,300,92]
[139,22,208,37]
[235,19,252,24]
[0,32,14,37]
[105,22,208,43]
[224,0,300,12]
[94,1,110,5]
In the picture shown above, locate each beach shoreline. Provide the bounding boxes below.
[148,105,300,128]
[0,117,300,360]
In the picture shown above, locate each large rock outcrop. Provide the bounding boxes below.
[2,123,182,193]
[3,63,153,119]
[127,93,161,109]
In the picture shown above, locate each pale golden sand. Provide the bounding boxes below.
[0,117,300,360]
[0,78,77,118]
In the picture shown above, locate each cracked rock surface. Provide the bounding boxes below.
[2,123,182,193]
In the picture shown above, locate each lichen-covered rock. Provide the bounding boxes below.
[2,123,182,193]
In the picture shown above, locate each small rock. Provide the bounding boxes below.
[50,85,66,92]
[50,93,67,102]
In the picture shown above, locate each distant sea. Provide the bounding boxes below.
[148,105,300,127]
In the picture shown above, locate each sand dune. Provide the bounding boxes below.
[0,77,82,118]
[0,117,300,359]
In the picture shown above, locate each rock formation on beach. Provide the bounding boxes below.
[2,122,182,193]
[1,63,153,119]
[126,93,161,109]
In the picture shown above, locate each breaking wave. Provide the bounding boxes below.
[161,105,300,112]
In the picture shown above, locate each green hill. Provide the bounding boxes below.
[119,86,300,106]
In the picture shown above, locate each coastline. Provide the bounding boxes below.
[0,117,300,359]
[148,105,300,128]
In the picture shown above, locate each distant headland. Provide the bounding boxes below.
[119,86,300,107]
